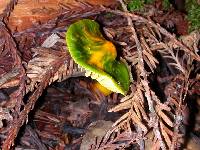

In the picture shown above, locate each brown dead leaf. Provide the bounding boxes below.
[80,120,113,150]
[0,0,11,14]
[7,0,118,32]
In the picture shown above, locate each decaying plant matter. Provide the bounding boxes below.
[0,0,199,149]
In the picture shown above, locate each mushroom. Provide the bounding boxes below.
[66,19,130,95]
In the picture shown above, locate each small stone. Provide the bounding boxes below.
[80,120,113,150]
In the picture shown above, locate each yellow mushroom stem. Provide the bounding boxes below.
[91,82,112,96]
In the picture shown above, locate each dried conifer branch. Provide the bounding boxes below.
[0,21,26,111]
[0,19,26,149]
[102,9,196,149]
[102,7,200,62]
[1,24,81,149]
[115,0,166,149]
[158,43,187,75]
[109,84,148,122]
[1,2,105,148]
[140,36,158,72]
[99,4,196,148]
[26,47,84,93]
[170,74,190,149]
[95,131,138,150]
[2,73,49,149]
[2,47,79,149]
[0,68,19,88]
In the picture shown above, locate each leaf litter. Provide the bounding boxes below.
[0,0,200,149]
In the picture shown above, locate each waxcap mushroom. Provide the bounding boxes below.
[66,19,130,95]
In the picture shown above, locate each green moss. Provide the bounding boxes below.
[186,0,200,32]
[127,0,144,11]
[162,0,171,10]
[127,0,155,11]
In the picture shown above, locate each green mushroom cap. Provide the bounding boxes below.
[66,19,130,95]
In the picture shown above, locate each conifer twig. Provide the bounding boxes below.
[102,6,200,62]
[117,0,166,149]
